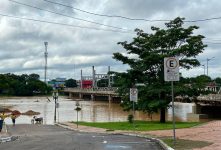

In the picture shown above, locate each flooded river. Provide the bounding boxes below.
[0,97,194,125]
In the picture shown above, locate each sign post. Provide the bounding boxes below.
[164,57,179,145]
[130,88,138,130]
[75,101,81,128]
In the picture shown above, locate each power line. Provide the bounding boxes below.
[43,0,172,22]
[0,13,133,34]
[205,38,221,41]
[8,0,131,31]
[204,41,221,44]
[185,17,221,22]
[42,0,170,22]
[43,0,221,23]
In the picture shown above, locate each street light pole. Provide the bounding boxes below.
[206,57,215,76]
[53,91,58,123]
[44,42,48,84]
[202,65,205,75]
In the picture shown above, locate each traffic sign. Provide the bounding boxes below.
[164,57,180,81]
[130,88,138,102]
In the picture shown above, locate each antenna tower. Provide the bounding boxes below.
[44,42,48,84]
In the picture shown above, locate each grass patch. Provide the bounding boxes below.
[73,121,201,131]
[161,138,213,150]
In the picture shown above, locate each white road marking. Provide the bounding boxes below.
[103,140,107,143]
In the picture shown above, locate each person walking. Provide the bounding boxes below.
[11,114,16,126]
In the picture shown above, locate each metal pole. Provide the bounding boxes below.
[133,101,135,118]
[207,58,209,76]
[77,110,78,128]
[171,81,176,144]
[80,69,83,89]
[108,66,111,87]
[44,42,48,84]
[54,97,56,123]
[206,57,215,77]
[132,100,135,131]
[92,66,95,88]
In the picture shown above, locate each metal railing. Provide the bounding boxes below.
[197,94,221,101]
[64,87,118,94]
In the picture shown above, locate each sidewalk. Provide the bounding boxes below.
[57,121,221,150]
[144,121,221,150]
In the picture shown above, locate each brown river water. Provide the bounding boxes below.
[0,96,194,125]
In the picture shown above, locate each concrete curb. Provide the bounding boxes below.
[153,138,174,150]
[0,136,12,143]
[55,123,174,150]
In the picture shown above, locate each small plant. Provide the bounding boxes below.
[127,114,134,123]
[75,107,81,111]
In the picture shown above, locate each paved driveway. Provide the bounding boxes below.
[0,125,163,150]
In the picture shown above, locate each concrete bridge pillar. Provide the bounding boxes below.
[91,94,95,101]
[192,104,202,114]
[108,95,112,103]
[79,93,83,99]
[69,93,73,99]
[187,104,208,122]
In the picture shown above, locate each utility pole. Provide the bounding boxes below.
[52,91,58,123]
[108,66,111,87]
[44,42,48,84]
[202,65,205,75]
[206,57,215,76]
[92,66,96,88]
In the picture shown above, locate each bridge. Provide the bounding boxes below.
[64,87,221,120]
[197,94,221,105]
[64,87,221,103]
[181,94,221,121]
[63,87,120,102]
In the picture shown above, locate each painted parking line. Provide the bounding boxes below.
[103,140,107,143]
[110,141,152,144]
[92,135,105,138]
[105,144,131,149]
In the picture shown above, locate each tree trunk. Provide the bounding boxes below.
[160,108,166,123]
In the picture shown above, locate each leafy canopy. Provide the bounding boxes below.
[112,17,207,117]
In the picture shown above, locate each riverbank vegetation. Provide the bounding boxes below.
[0,73,52,96]
[73,121,201,131]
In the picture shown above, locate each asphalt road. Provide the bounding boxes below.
[0,124,163,150]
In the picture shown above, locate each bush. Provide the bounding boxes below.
[127,114,134,123]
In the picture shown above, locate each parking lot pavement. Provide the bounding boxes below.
[0,122,13,143]
[0,124,164,150]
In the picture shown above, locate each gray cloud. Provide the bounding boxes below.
[0,0,220,80]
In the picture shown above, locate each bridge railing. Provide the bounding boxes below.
[64,87,118,92]
[197,94,221,101]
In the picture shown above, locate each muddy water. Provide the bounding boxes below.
[0,97,194,125]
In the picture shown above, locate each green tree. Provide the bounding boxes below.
[97,79,108,87]
[215,77,221,85]
[28,73,40,80]
[112,17,207,123]
[65,79,77,88]
[175,75,212,103]
[0,73,52,96]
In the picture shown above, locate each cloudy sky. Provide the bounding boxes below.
[0,0,221,80]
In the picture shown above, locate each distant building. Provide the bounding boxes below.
[48,78,66,89]
[205,82,220,93]
[81,80,93,88]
